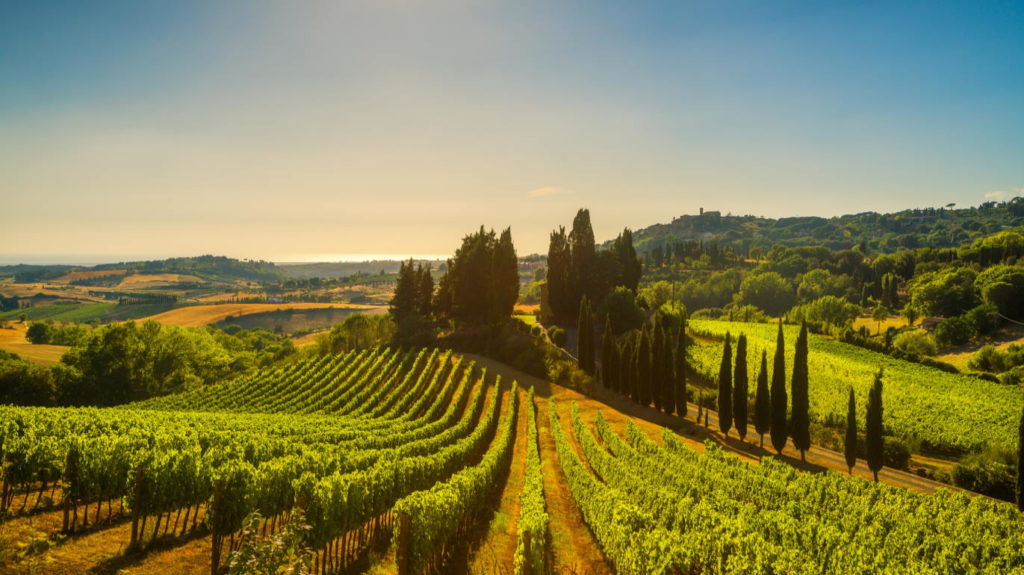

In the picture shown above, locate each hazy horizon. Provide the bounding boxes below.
[2,2,1022,260]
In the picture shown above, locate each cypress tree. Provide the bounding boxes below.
[635,327,652,407]
[717,333,733,437]
[733,334,748,441]
[791,321,810,461]
[845,387,857,474]
[569,208,596,310]
[600,316,616,392]
[651,323,665,412]
[770,322,788,455]
[1017,405,1024,512]
[546,226,572,319]
[675,324,688,417]
[754,350,770,448]
[577,296,595,376]
[866,369,885,482]
[621,337,636,402]
[662,325,677,415]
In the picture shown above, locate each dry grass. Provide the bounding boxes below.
[0,323,69,365]
[139,303,384,327]
[852,314,909,334]
[53,270,127,283]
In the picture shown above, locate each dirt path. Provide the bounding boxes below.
[535,399,612,575]
[466,386,529,575]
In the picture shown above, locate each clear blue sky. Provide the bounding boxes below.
[1,1,1022,261]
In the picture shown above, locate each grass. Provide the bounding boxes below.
[514,314,537,325]
[0,302,175,323]
[216,307,386,334]
[689,319,1024,453]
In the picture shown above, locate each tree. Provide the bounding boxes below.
[600,316,616,392]
[443,226,519,325]
[1017,405,1024,512]
[660,323,677,415]
[613,228,642,292]
[791,322,810,461]
[735,272,796,317]
[651,323,665,412]
[674,325,688,418]
[634,328,652,407]
[754,350,770,447]
[872,305,890,335]
[717,332,733,437]
[845,387,857,474]
[569,208,596,306]
[546,227,573,319]
[770,322,788,455]
[597,287,645,334]
[733,334,748,441]
[492,228,519,319]
[576,296,595,376]
[621,337,636,402]
[389,260,419,323]
[866,369,885,482]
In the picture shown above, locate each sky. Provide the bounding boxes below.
[1,1,1022,263]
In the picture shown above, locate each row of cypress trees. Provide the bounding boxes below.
[844,370,887,481]
[599,316,687,417]
[717,322,812,459]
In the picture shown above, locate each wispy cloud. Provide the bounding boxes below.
[527,186,576,199]
[985,189,1022,201]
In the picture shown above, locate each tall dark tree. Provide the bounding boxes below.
[415,264,434,316]
[569,208,596,306]
[717,332,733,437]
[770,322,788,455]
[492,228,519,318]
[754,350,770,447]
[621,337,637,402]
[733,334,748,441]
[613,228,642,292]
[635,327,652,407]
[576,296,595,376]
[600,316,616,392]
[546,226,573,319]
[845,387,857,474]
[389,260,419,322]
[675,324,687,417]
[661,324,677,414]
[866,369,885,482]
[791,321,811,461]
[1017,405,1024,512]
[651,323,665,412]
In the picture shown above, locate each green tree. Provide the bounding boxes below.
[791,322,810,461]
[651,322,665,412]
[872,305,890,336]
[634,328,652,407]
[717,332,733,437]
[845,387,857,474]
[569,208,596,307]
[613,228,642,292]
[674,324,688,418]
[546,226,573,319]
[621,337,636,402]
[754,350,770,447]
[976,265,1024,320]
[866,369,885,482]
[492,228,519,318]
[597,287,645,334]
[733,333,748,441]
[735,272,795,316]
[770,322,788,455]
[576,296,595,376]
[388,260,419,322]
[600,316,616,392]
[443,226,519,325]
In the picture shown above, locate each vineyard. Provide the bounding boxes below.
[688,320,1024,453]
[2,343,1023,574]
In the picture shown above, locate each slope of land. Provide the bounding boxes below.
[139,302,384,327]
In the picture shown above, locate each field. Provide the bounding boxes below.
[215,306,387,334]
[138,303,385,327]
[0,323,69,365]
[688,320,1024,453]
[3,345,1023,574]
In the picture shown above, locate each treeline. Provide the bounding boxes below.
[0,322,295,406]
[546,209,641,321]
[635,197,1024,256]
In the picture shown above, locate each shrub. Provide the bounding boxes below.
[547,326,567,347]
[951,449,1017,502]
[933,315,976,347]
[892,330,937,357]
[968,345,1011,373]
